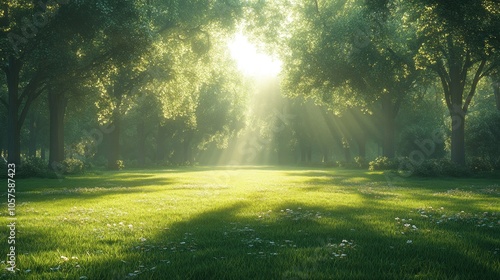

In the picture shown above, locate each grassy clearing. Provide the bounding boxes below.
[1,167,499,279]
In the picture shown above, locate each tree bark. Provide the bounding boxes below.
[137,120,146,167]
[322,148,329,163]
[6,56,22,165]
[107,110,121,170]
[41,146,46,160]
[48,91,67,169]
[357,133,366,158]
[381,96,396,158]
[156,124,166,162]
[450,108,466,166]
[28,110,37,158]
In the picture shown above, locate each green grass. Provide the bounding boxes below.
[1,166,499,279]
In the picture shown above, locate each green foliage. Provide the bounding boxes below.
[10,157,58,178]
[466,110,500,166]
[354,156,368,169]
[369,156,396,171]
[337,156,368,169]
[62,158,85,174]
[91,156,108,170]
[407,158,470,177]
[467,157,494,173]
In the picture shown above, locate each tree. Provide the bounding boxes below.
[0,1,50,164]
[407,0,500,165]
[251,0,423,159]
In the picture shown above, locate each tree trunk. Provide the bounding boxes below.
[48,91,67,169]
[156,124,166,163]
[6,56,22,165]
[107,111,121,170]
[381,96,396,158]
[137,120,146,167]
[322,148,329,163]
[306,146,312,162]
[300,141,311,163]
[357,133,366,158]
[344,146,351,162]
[450,109,466,166]
[28,110,37,158]
[41,146,46,160]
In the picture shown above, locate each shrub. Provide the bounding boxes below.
[466,111,500,162]
[354,156,368,169]
[91,156,108,169]
[18,157,49,178]
[411,159,441,177]
[408,158,470,177]
[116,160,125,170]
[62,158,85,174]
[467,157,494,173]
[369,156,396,171]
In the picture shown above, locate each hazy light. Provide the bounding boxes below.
[228,34,282,77]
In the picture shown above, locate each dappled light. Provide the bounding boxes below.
[1,0,500,279]
[3,168,499,279]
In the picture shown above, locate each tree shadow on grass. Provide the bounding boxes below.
[14,175,177,204]
[15,201,495,280]
[47,203,499,279]
[5,167,500,279]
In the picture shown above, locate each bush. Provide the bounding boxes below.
[369,156,397,171]
[0,157,59,179]
[466,111,500,162]
[17,157,52,178]
[467,157,494,173]
[408,158,470,177]
[354,156,368,169]
[91,156,108,169]
[116,160,125,170]
[62,158,85,174]
[411,159,441,177]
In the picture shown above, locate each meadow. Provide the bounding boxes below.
[1,167,499,279]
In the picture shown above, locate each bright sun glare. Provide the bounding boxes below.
[228,34,282,77]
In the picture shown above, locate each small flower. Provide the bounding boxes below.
[140,237,147,242]
[61,256,69,261]
[406,240,413,244]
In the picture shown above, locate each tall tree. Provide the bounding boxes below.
[0,1,50,164]
[250,0,423,158]
[407,0,500,165]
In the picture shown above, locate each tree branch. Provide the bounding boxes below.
[459,51,471,89]
[18,71,42,104]
[435,62,452,112]
[19,83,46,128]
[463,59,486,114]
[480,59,499,79]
